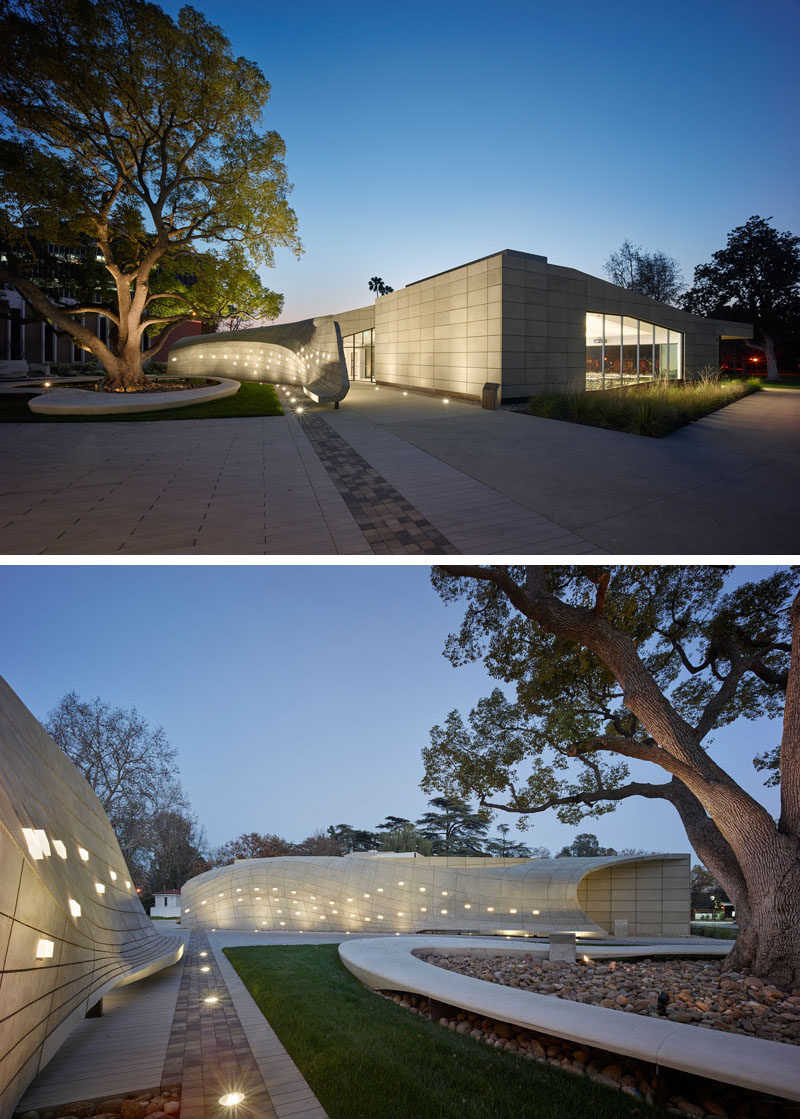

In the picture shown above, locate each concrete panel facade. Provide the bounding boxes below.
[167,250,752,403]
[180,853,690,939]
[0,678,182,1119]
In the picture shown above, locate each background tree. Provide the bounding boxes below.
[377,822,433,856]
[681,216,800,382]
[604,239,683,304]
[0,0,300,390]
[294,830,345,856]
[416,795,490,855]
[211,831,294,866]
[326,823,377,852]
[45,691,192,881]
[375,815,413,833]
[555,832,617,858]
[484,822,533,858]
[368,276,394,297]
[425,565,800,987]
[147,809,208,891]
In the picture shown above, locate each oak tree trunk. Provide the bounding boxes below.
[725,841,800,989]
[763,334,780,382]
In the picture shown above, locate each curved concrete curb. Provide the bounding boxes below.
[338,936,799,1104]
[28,376,239,414]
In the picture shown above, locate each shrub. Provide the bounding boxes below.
[528,377,761,438]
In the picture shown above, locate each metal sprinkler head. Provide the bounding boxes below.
[657,991,669,1016]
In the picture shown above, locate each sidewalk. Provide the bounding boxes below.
[1,382,797,555]
[16,928,329,1119]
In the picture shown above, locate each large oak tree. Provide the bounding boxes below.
[682,216,800,382]
[424,566,800,989]
[0,0,300,389]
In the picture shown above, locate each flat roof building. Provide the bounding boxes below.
[170,250,752,404]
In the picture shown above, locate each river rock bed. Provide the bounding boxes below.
[380,990,800,1119]
[16,1085,181,1119]
[415,953,800,1046]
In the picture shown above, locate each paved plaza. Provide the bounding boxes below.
[1,383,798,555]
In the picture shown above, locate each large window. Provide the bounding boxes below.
[586,313,682,391]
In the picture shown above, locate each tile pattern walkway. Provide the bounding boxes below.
[209,934,328,1119]
[161,930,276,1119]
[15,929,328,1119]
[297,410,458,553]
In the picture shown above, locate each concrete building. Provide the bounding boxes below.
[169,250,752,404]
[0,678,182,1119]
[180,852,690,939]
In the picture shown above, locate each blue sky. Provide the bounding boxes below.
[0,565,782,860]
[160,0,800,322]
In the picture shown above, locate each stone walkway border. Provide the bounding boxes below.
[208,934,328,1119]
[161,930,275,1118]
[297,410,458,553]
[338,936,800,1104]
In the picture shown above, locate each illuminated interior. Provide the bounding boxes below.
[586,313,682,391]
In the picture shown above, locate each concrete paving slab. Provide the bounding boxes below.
[2,381,796,554]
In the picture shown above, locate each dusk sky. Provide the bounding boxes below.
[0,565,782,861]
[159,0,800,324]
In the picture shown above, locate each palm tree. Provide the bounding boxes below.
[368,277,394,297]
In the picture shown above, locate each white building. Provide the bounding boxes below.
[150,890,182,918]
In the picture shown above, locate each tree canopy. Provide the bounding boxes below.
[0,0,300,388]
[425,565,800,987]
[45,690,203,889]
[682,216,800,381]
[604,239,683,304]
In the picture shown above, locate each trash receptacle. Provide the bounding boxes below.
[482,382,501,410]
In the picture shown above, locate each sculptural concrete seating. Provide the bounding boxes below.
[0,677,183,1119]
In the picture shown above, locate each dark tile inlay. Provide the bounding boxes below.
[297,410,458,554]
[161,931,275,1118]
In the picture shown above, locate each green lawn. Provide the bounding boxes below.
[0,381,283,422]
[528,378,762,437]
[224,944,666,1119]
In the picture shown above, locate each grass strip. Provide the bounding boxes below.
[0,381,283,422]
[528,378,761,437]
[225,944,666,1119]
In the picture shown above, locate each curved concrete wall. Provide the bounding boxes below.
[0,678,183,1119]
[169,317,350,403]
[180,853,689,938]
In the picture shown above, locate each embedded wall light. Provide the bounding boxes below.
[95,882,105,894]
[204,996,219,1004]
[69,899,81,917]
[22,828,50,860]
[52,840,67,859]
[397,881,404,886]
[420,907,427,912]
[200,965,210,972]
[35,938,55,959]
[440,909,447,915]
[79,847,89,861]
[200,951,208,957]
[125,880,131,889]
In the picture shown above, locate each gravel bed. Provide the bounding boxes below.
[16,1085,181,1119]
[415,953,800,1046]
